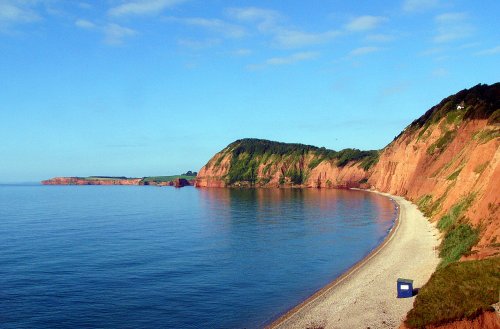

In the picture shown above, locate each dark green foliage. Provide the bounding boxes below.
[358,178,368,184]
[436,193,477,268]
[227,153,259,185]
[228,138,330,158]
[439,224,480,268]
[286,167,305,185]
[141,175,196,182]
[181,171,197,176]
[359,152,379,170]
[409,83,500,131]
[446,167,462,180]
[223,139,379,186]
[88,176,128,179]
[405,258,500,328]
[335,148,378,167]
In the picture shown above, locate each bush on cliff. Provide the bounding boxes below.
[439,224,480,268]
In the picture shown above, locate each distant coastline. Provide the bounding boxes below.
[41,174,196,188]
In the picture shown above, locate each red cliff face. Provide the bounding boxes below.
[370,117,499,255]
[196,83,499,258]
[195,152,370,189]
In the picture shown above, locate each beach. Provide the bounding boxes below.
[269,192,441,329]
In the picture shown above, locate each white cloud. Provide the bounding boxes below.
[403,0,439,12]
[273,29,340,48]
[104,23,137,45]
[433,12,473,43]
[475,46,500,56]
[75,19,95,29]
[345,16,386,32]
[226,7,280,32]
[248,51,318,69]
[109,0,187,17]
[165,17,246,38]
[349,46,381,56]
[0,1,40,30]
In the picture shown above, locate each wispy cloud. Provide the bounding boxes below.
[403,0,439,12]
[273,29,340,48]
[109,0,188,17]
[434,12,474,43]
[75,19,137,45]
[248,51,318,69]
[475,46,500,56]
[75,19,96,29]
[0,0,40,31]
[345,15,386,32]
[104,23,137,45]
[165,16,246,38]
[227,6,340,48]
[349,46,381,56]
[226,7,280,32]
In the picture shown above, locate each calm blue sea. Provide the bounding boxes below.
[0,185,396,328]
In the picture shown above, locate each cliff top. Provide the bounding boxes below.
[410,83,500,129]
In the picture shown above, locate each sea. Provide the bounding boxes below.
[0,185,396,328]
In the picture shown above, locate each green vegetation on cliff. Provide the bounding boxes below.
[220,138,378,186]
[409,83,500,131]
[142,171,197,183]
[405,257,500,328]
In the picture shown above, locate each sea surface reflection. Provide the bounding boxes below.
[0,185,395,328]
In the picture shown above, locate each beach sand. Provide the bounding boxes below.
[268,192,441,329]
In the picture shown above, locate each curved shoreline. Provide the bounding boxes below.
[268,190,441,329]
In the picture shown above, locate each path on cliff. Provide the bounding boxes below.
[269,192,441,329]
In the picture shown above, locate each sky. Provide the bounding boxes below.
[0,0,499,182]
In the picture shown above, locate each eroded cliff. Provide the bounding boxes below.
[196,83,499,258]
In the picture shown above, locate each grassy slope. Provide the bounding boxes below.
[405,257,500,328]
[404,83,500,327]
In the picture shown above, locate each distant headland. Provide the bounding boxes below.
[42,171,197,188]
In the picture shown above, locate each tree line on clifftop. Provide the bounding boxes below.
[223,138,379,185]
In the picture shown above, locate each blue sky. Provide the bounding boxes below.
[0,0,499,182]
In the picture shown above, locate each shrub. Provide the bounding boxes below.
[446,167,462,180]
[437,194,475,232]
[439,224,480,268]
